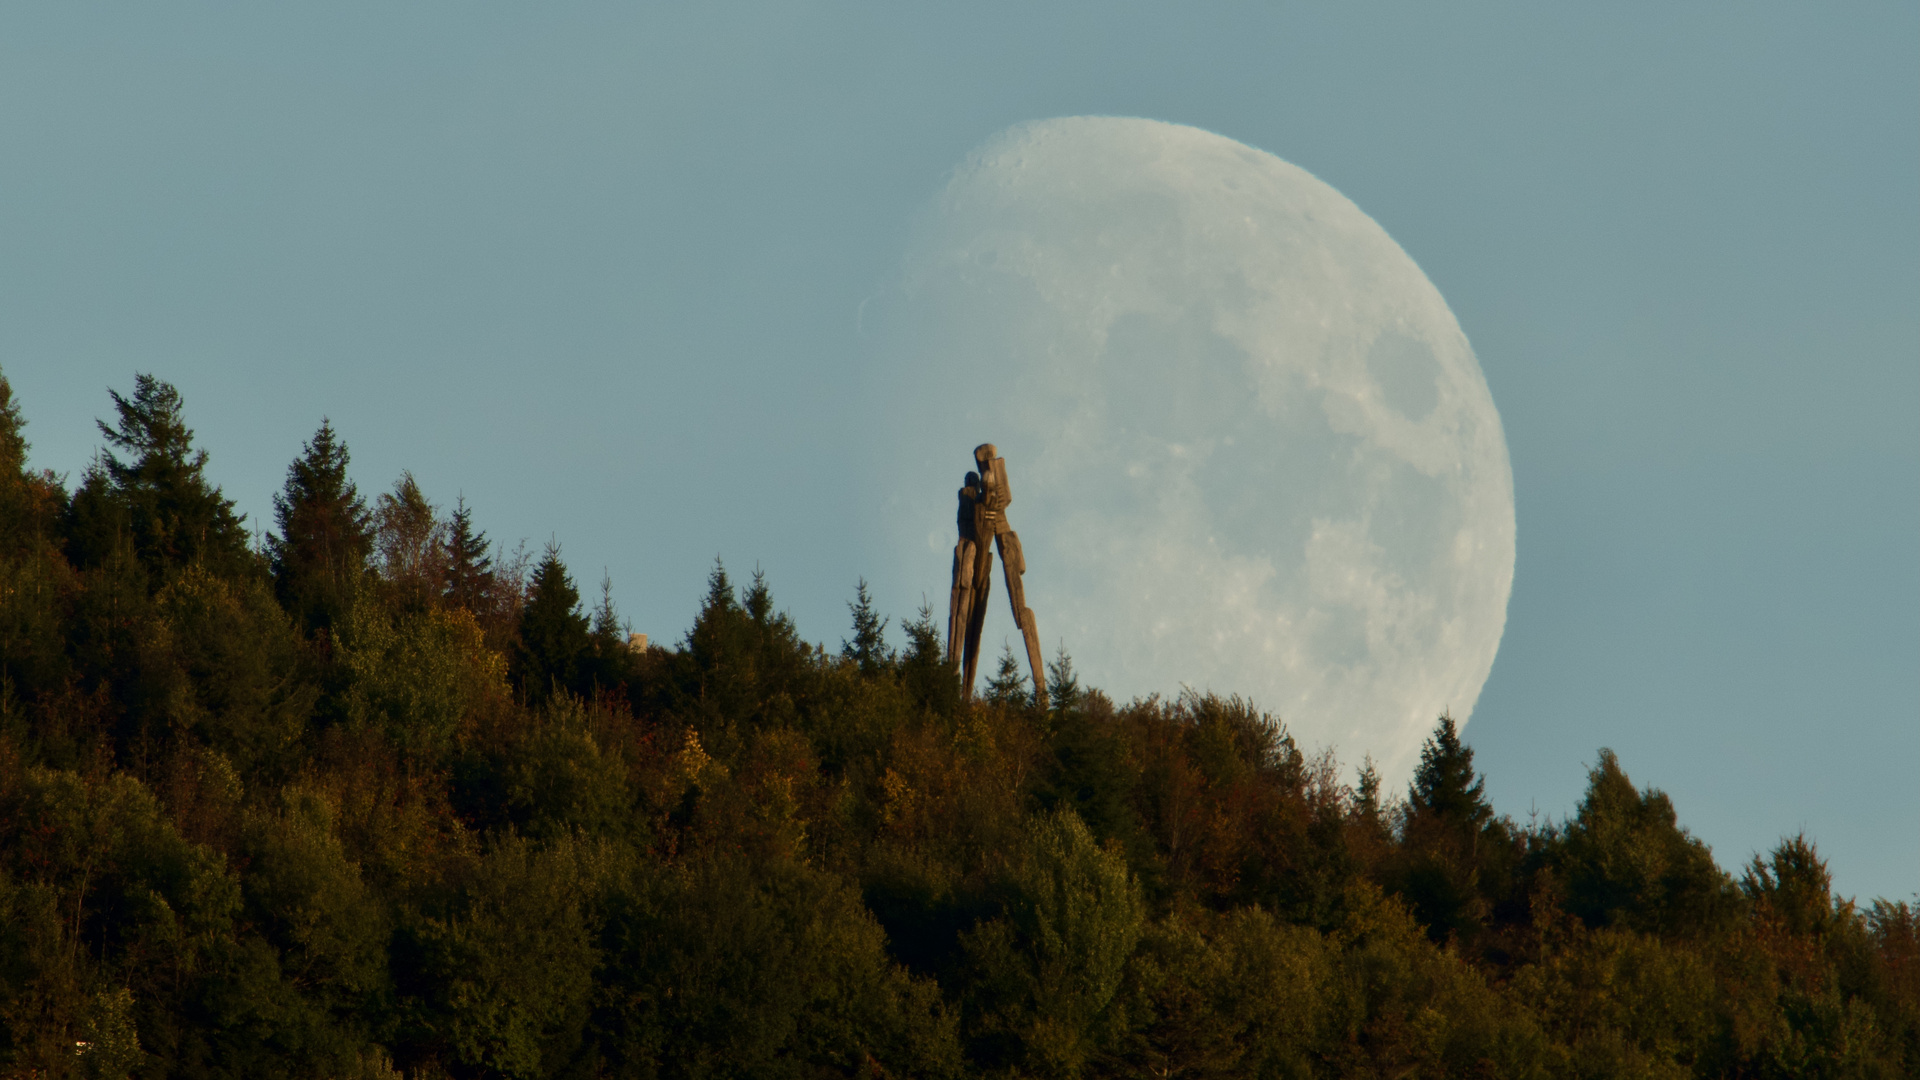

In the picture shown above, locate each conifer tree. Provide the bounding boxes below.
[442,495,494,614]
[1392,714,1506,944]
[74,374,250,580]
[1556,748,1733,938]
[1406,712,1492,835]
[841,578,890,677]
[1744,833,1839,939]
[1355,757,1383,819]
[0,368,63,557]
[268,420,371,633]
[514,543,590,704]
[1046,643,1081,714]
[898,601,960,717]
[986,642,1029,706]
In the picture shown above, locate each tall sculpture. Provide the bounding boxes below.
[948,443,1047,702]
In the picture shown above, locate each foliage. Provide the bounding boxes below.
[0,366,1912,1078]
[269,421,373,635]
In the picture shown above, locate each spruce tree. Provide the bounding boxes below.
[442,495,494,614]
[0,369,32,553]
[841,578,890,677]
[269,420,372,633]
[898,601,960,717]
[1393,713,1505,945]
[1557,748,1734,937]
[985,642,1029,706]
[1406,713,1492,835]
[1046,643,1081,714]
[81,374,250,580]
[514,543,590,704]
[0,367,62,556]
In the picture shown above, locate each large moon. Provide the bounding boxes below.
[865,117,1514,782]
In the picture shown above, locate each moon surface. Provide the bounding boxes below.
[866,117,1514,782]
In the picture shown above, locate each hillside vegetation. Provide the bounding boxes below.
[0,371,1914,1079]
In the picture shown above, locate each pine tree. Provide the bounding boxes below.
[585,570,635,694]
[1354,756,1385,824]
[80,374,250,580]
[1393,713,1505,945]
[985,642,1029,706]
[1046,643,1081,714]
[442,495,494,615]
[898,601,959,717]
[841,578,890,677]
[1556,748,1734,938]
[514,543,590,704]
[1744,833,1838,939]
[0,367,63,557]
[268,420,372,633]
[1406,713,1491,835]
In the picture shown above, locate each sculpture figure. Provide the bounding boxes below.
[948,443,1047,702]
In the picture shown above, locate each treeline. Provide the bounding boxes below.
[0,370,1914,1080]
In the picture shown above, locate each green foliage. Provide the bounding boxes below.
[147,566,318,780]
[441,495,494,615]
[984,643,1028,708]
[1555,748,1735,938]
[957,808,1143,1076]
[337,600,504,761]
[514,545,592,705]
[595,855,960,1078]
[396,836,599,1078]
[1389,714,1518,947]
[842,577,891,677]
[372,473,443,611]
[70,374,253,582]
[0,372,1913,1077]
[270,420,373,635]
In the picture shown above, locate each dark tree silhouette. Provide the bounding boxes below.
[514,542,590,704]
[69,374,251,580]
[269,420,371,633]
[842,578,890,677]
[443,494,494,615]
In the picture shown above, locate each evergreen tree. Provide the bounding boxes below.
[514,543,590,704]
[1406,713,1492,835]
[0,368,61,556]
[1392,714,1508,945]
[442,494,494,614]
[898,601,960,717]
[841,578,890,677]
[585,570,636,693]
[268,420,372,633]
[1354,756,1384,824]
[1046,643,1081,714]
[985,643,1028,706]
[1744,833,1840,938]
[74,374,250,580]
[0,368,71,703]
[1554,748,1734,938]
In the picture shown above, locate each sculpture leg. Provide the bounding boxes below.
[948,538,976,673]
[962,545,993,696]
[995,529,1048,704]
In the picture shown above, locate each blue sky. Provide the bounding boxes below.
[2,3,1914,900]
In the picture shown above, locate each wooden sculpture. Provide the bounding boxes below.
[948,443,1047,702]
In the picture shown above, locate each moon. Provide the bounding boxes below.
[864,116,1514,782]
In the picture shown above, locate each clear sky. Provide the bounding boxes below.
[2,3,1914,901]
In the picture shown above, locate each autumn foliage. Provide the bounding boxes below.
[0,371,1913,1079]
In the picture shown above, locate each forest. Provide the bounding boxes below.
[0,368,1913,1080]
